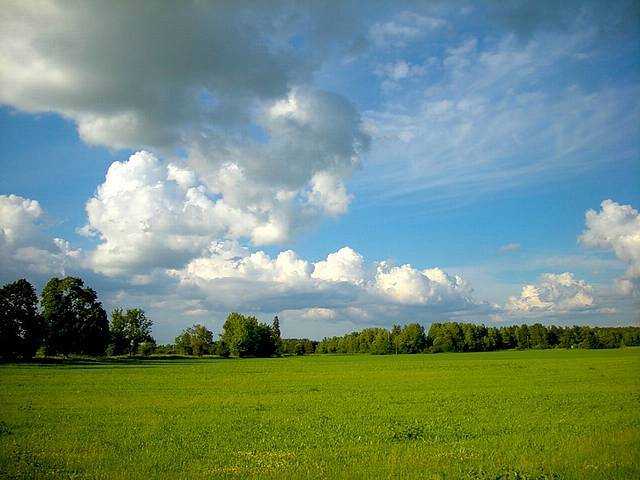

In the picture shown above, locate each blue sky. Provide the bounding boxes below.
[1,1,638,342]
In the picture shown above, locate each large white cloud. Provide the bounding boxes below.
[505,272,595,315]
[312,247,366,285]
[168,242,481,317]
[82,150,366,276]
[0,2,370,266]
[0,194,81,277]
[375,263,473,307]
[579,200,640,295]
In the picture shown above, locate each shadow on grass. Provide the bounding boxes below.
[0,355,232,368]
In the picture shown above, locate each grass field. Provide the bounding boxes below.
[1,348,639,479]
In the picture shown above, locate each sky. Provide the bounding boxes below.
[0,0,639,342]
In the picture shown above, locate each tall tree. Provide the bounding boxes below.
[0,279,43,359]
[41,277,108,356]
[271,315,283,354]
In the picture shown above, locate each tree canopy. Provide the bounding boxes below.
[109,308,154,356]
[175,324,214,356]
[0,279,43,359]
[220,312,276,357]
[41,277,109,356]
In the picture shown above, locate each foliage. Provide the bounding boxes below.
[154,344,176,355]
[317,322,640,355]
[220,312,276,357]
[0,279,43,360]
[175,324,214,356]
[109,308,154,356]
[137,340,156,356]
[0,349,638,479]
[40,277,109,356]
[280,338,316,355]
[271,315,283,354]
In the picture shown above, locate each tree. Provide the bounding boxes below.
[397,323,426,353]
[190,324,214,356]
[108,308,128,355]
[175,324,214,356]
[0,279,43,359]
[138,340,156,356]
[515,324,531,349]
[271,315,283,354]
[529,323,549,349]
[109,308,153,356]
[370,329,392,355]
[220,312,275,357]
[390,324,402,354]
[41,277,108,356]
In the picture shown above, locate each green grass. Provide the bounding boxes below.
[1,349,639,479]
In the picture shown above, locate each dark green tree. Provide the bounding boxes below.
[41,277,108,356]
[271,315,283,354]
[108,308,129,355]
[0,279,43,359]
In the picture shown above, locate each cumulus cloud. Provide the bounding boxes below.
[0,194,81,277]
[0,2,370,263]
[375,263,473,307]
[579,199,640,294]
[505,272,595,315]
[312,247,366,285]
[82,150,368,276]
[168,242,482,317]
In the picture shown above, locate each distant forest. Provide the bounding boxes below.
[1,277,639,360]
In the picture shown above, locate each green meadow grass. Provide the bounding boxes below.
[1,348,639,479]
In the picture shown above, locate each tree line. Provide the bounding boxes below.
[0,277,301,360]
[1,277,639,360]
[0,277,154,360]
[315,322,640,354]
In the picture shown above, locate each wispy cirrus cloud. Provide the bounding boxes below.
[358,28,639,205]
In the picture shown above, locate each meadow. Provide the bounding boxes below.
[1,348,639,479]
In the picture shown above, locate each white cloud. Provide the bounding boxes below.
[506,272,595,315]
[379,60,427,81]
[375,263,474,307]
[369,11,446,47]
[84,150,363,276]
[174,241,312,285]
[579,199,640,294]
[168,243,481,319]
[307,171,351,216]
[0,4,370,263]
[312,247,366,285]
[0,194,80,277]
